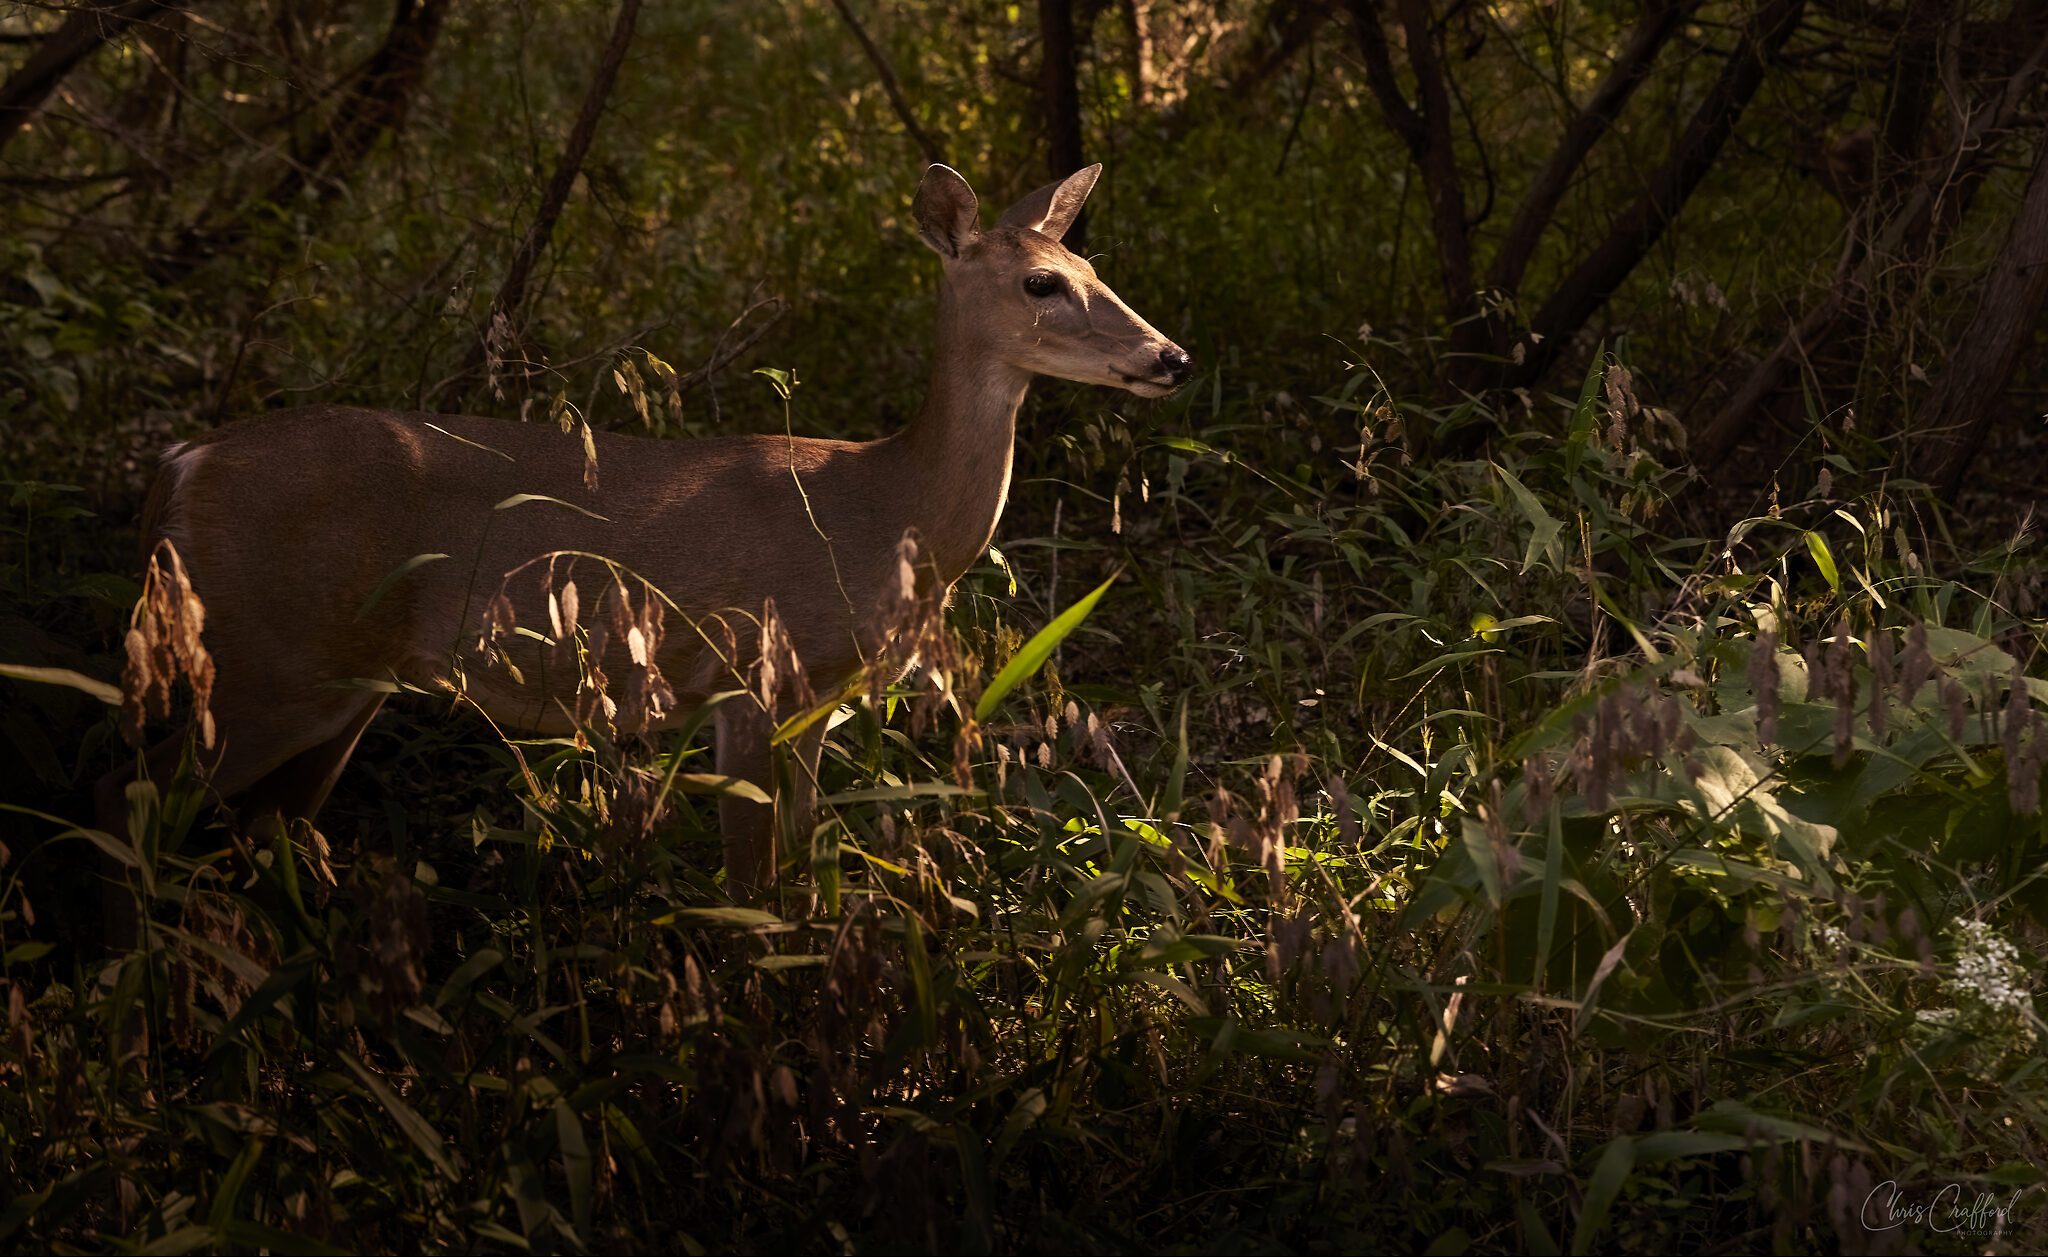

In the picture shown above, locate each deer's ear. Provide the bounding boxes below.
[913,165,980,258]
[996,164,1101,242]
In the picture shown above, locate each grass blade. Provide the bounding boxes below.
[975,570,1119,720]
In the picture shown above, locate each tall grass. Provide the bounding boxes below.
[2,359,2045,1253]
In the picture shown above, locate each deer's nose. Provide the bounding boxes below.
[1159,345,1192,384]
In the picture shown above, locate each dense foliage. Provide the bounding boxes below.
[1,1,2044,1252]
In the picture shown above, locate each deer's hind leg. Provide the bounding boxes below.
[92,687,384,949]
[234,693,387,829]
[715,701,828,903]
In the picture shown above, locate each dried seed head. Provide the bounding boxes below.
[1748,629,1781,745]
[121,540,216,749]
[1940,675,1969,741]
[1867,623,1893,740]
[1328,776,1359,846]
[9,983,30,1066]
[1898,621,1933,705]
[1523,752,1556,818]
[348,856,430,1023]
[2001,663,2029,768]
[2006,669,2043,816]
[1602,362,1639,454]
[1827,619,1856,767]
[1802,638,1829,703]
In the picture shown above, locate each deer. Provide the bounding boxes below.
[95,162,1191,907]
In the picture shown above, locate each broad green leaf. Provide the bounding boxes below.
[975,571,1118,720]
[1495,463,1564,574]
[1571,1137,1636,1255]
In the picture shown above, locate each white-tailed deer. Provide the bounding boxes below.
[96,162,1189,900]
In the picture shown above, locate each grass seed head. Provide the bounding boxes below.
[1898,620,1933,705]
[1748,628,1781,744]
[1868,622,1893,739]
[121,540,216,749]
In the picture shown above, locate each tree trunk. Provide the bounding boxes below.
[1913,139,2048,497]
[827,0,942,165]
[259,0,449,210]
[156,0,451,278]
[1346,0,1481,364]
[1496,0,1804,395]
[1039,0,1087,248]
[0,0,178,158]
[438,0,642,410]
[1690,15,2048,468]
[1485,1,1697,301]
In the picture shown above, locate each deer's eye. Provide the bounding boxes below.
[1024,273,1061,298]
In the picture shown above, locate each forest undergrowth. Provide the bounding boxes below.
[3,348,2045,1254]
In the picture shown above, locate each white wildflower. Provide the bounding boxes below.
[1917,918,2038,1059]
[1812,923,1851,957]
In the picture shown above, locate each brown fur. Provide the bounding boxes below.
[95,163,1188,900]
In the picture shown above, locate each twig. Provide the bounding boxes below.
[437,0,643,411]
[826,0,942,165]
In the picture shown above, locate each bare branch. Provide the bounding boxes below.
[827,0,942,166]
[0,0,179,159]
[440,0,642,410]
[1485,0,1698,299]
[1503,0,1808,392]
[1914,137,2048,495]
[1344,0,1423,157]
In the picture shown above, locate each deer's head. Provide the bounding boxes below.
[914,164,1191,399]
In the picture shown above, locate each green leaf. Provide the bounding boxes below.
[660,907,785,929]
[338,1052,458,1181]
[556,1099,594,1239]
[493,493,609,521]
[1571,1137,1636,1255]
[665,773,770,804]
[1632,1131,1748,1163]
[1496,463,1564,575]
[819,782,976,805]
[215,1222,348,1256]
[975,571,1119,720]
[1803,531,1840,592]
[353,553,449,621]
[0,663,119,705]
[434,947,505,1009]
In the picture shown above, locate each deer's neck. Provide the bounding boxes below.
[893,291,1032,583]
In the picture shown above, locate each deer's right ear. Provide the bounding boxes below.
[913,164,980,258]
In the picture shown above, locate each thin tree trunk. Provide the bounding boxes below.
[1690,17,2047,467]
[1498,0,1806,393]
[1485,0,1697,300]
[1913,140,2048,497]
[1120,0,1150,107]
[0,0,178,158]
[1346,0,1480,360]
[827,0,941,165]
[155,0,450,278]
[1039,0,1087,247]
[439,0,641,410]
[259,0,448,210]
